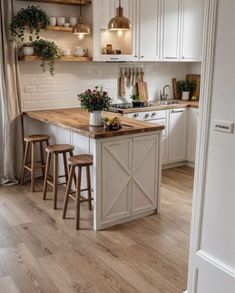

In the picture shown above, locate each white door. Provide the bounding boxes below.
[168,108,187,162]
[181,0,205,61]
[162,0,181,61]
[187,108,199,163]
[138,0,160,61]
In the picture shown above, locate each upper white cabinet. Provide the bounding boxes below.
[181,0,205,61]
[93,0,205,62]
[162,0,181,61]
[137,0,161,61]
[168,108,188,163]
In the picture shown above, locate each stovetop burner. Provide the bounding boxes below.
[111,102,152,110]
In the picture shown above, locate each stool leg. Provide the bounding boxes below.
[63,153,69,183]
[86,166,92,210]
[31,142,36,192]
[75,166,82,230]
[62,166,75,219]
[43,153,51,200]
[69,151,76,186]
[40,141,45,179]
[53,153,58,210]
[20,142,30,185]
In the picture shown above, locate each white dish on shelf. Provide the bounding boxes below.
[63,23,70,28]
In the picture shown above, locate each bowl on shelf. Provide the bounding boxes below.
[57,17,65,26]
[63,23,70,28]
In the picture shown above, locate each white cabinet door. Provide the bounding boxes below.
[162,0,181,61]
[101,139,132,223]
[187,108,199,163]
[138,0,160,61]
[181,0,205,61]
[94,0,115,30]
[132,135,158,214]
[168,108,188,162]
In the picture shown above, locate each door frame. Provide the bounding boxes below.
[185,0,218,292]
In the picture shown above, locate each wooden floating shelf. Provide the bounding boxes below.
[17,0,91,6]
[48,25,73,32]
[19,56,92,62]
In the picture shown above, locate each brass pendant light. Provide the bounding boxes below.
[73,0,91,37]
[108,0,131,31]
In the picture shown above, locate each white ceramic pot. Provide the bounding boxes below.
[69,17,78,27]
[182,91,190,101]
[23,46,34,56]
[62,49,71,56]
[49,16,56,26]
[57,17,65,26]
[89,111,103,126]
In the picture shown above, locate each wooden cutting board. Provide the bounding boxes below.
[137,70,148,101]
[186,74,201,99]
[172,78,181,99]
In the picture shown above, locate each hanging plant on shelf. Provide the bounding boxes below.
[10,5,50,44]
[32,39,61,76]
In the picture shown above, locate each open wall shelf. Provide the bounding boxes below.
[19,56,92,62]
[17,0,91,6]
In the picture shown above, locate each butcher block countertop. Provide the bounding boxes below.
[24,108,164,139]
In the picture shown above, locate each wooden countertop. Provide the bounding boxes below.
[111,100,199,114]
[24,108,164,139]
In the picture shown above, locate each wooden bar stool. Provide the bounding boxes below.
[43,144,75,210]
[62,154,93,230]
[20,134,50,192]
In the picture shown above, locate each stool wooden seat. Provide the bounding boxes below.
[43,144,74,210]
[20,134,50,192]
[62,154,94,230]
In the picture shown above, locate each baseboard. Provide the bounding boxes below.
[162,160,195,169]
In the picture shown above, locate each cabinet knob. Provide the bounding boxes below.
[145,113,149,118]
[141,55,144,58]
[134,113,139,118]
[134,55,138,58]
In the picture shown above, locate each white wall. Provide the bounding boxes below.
[187,0,235,292]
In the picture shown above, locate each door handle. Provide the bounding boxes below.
[171,110,184,113]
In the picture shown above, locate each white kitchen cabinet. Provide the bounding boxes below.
[187,108,199,163]
[137,0,160,61]
[168,108,188,163]
[162,0,181,61]
[181,0,205,61]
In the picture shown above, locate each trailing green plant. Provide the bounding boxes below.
[130,94,144,101]
[10,5,50,43]
[33,39,61,75]
[177,80,196,93]
[78,87,112,112]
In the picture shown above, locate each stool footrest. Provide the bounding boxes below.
[47,180,67,187]
[24,164,46,172]
[68,193,93,203]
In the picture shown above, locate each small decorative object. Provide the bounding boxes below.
[62,49,71,56]
[130,94,145,107]
[10,5,50,43]
[103,117,122,131]
[78,87,112,127]
[106,44,113,54]
[22,43,34,56]
[69,17,78,27]
[74,46,88,56]
[56,17,65,26]
[33,39,61,75]
[63,23,70,28]
[49,16,56,26]
[177,80,196,101]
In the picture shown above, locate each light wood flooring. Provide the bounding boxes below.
[0,166,194,293]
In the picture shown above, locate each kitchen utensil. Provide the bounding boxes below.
[69,17,77,27]
[137,69,148,101]
[131,68,135,86]
[119,68,125,97]
[126,67,131,87]
[186,74,201,99]
[57,17,65,26]
[49,16,56,26]
[75,47,88,57]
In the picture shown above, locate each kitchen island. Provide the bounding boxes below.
[24,108,164,230]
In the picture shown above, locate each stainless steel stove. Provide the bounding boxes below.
[110,102,153,112]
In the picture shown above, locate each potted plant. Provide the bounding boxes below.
[130,94,145,107]
[10,5,50,56]
[78,87,112,126]
[176,80,196,101]
[33,39,61,75]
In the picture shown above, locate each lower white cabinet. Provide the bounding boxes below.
[101,134,160,224]
[168,108,188,163]
[187,108,199,163]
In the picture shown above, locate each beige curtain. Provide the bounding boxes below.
[0,0,23,184]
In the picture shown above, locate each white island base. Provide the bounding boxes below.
[24,115,162,230]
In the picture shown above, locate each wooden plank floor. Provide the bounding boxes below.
[0,166,194,293]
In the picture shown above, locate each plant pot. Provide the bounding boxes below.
[182,91,190,101]
[89,111,103,126]
[23,46,34,56]
[132,101,145,108]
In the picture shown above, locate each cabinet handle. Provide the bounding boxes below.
[110,57,119,60]
[133,55,138,58]
[165,57,177,59]
[140,55,144,58]
[171,110,184,113]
